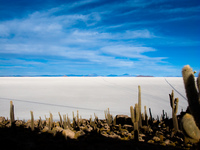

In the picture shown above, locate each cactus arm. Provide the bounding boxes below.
[182,65,200,128]
[174,98,179,114]
[181,113,200,143]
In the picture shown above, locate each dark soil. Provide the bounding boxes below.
[0,124,199,150]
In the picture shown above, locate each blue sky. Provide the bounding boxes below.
[0,0,199,76]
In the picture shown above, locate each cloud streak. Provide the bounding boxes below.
[0,0,199,76]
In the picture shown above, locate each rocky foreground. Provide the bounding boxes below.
[0,114,199,150]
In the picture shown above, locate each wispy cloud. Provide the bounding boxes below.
[0,0,199,76]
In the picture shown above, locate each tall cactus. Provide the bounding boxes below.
[144,106,148,126]
[130,106,135,124]
[10,101,15,126]
[58,112,63,127]
[138,85,142,127]
[30,111,34,131]
[181,65,200,143]
[182,65,200,128]
[130,104,139,141]
[169,90,179,134]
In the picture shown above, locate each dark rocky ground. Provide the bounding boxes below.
[0,116,199,150]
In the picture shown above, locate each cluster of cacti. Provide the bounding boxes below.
[104,108,113,126]
[130,104,139,141]
[181,65,200,143]
[169,90,179,135]
[2,66,200,148]
[0,98,196,149]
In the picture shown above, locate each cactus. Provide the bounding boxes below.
[50,112,53,129]
[105,108,113,126]
[63,114,67,129]
[135,103,139,123]
[67,114,71,129]
[138,85,142,127]
[130,104,139,141]
[162,110,165,120]
[181,65,200,143]
[169,90,179,134]
[58,112,63,127]
[77,110,79,127]
[130,106,135,124]
[149,108,153,123]
[181,113,200,143]
[72,111,77,128]
[10,101,15,126]
[39,116,42,128]
[182,65,200,128]
[30,111,34,131]
[144,106,148,126]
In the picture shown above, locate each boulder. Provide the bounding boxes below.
[0,117,6,123]
[62,129,75,139]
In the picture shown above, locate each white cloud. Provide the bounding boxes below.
[101,45,156,58]
[0,3,175,74]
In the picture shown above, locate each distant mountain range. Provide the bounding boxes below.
[0,73,157,77]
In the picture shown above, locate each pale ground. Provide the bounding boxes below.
[0,77,188,121]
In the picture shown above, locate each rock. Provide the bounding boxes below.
[74,130,85,139]
[41,126,49,132]
[52,126,63,132]
[15,120,24,127]
[108,133,121,139]
[164,139,170,145]
[147,140,154,143]
[104,123,110,130]
[139,136,145,142]
[62,129,75,139]
[115,115,132,125]
[0,117,6,123]
[153,136,160,142]
[139,134,145,138]
[123,125,133,131]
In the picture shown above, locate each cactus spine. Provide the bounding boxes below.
[169,90,179,134]
[30,111,34,131]
[10,101,15,126]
